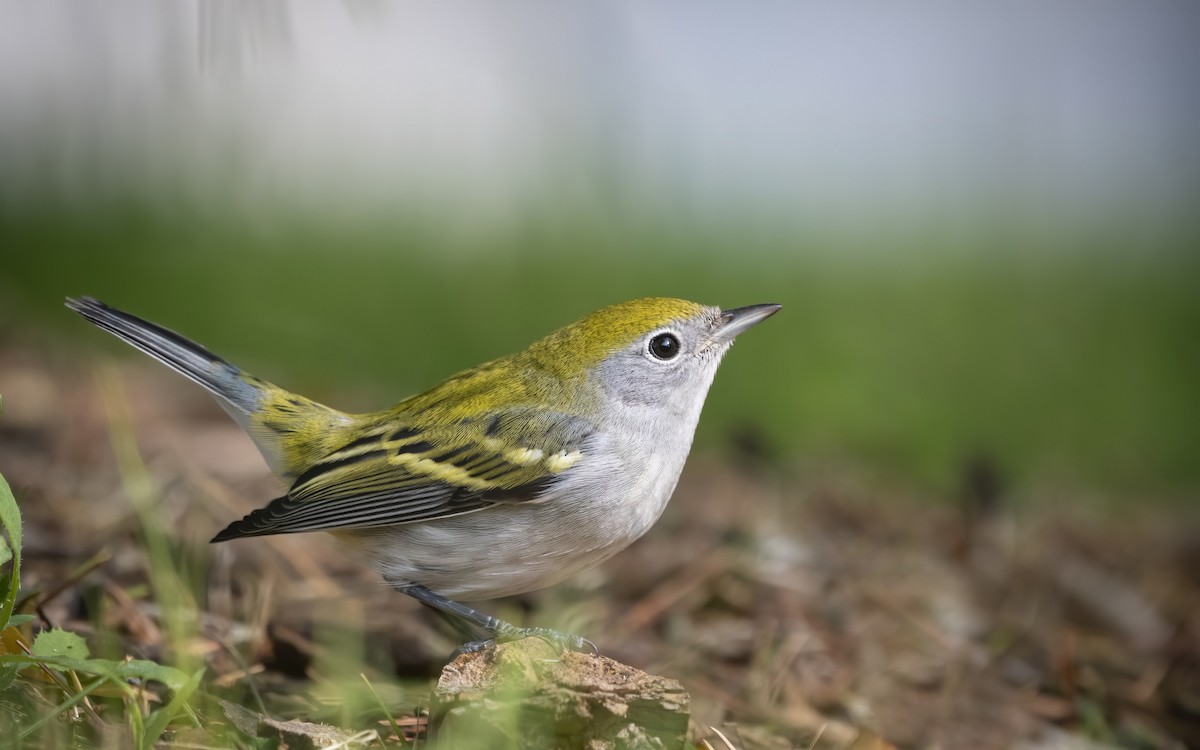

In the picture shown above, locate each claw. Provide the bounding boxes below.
[495,626,598,654]
[396,584,599,658]
[451,639,497,660]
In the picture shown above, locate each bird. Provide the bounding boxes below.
[67,295,780,649]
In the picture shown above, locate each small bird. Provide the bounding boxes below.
[67,296,779,649]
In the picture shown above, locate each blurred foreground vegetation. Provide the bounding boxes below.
[3,201,1196,497]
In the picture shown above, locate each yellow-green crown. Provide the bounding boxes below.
[526,297,706,377]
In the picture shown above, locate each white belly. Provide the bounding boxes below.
[335,427,692,600]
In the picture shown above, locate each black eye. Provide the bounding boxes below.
[648,332,681,360]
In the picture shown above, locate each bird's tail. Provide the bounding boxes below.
[66,296,351,479]
[68,296,263,415]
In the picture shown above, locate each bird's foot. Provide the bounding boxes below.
[502,626,598,654]
[449,639,496,659]
[452,626,597,657]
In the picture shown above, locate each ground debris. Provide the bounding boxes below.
[221,699,380,748]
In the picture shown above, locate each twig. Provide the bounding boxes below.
[613,547,735,634]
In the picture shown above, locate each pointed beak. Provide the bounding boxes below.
[715,303,781,342]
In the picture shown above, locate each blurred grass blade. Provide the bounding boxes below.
[17,675,108,741]
[99,367,201,670]
[20,546,112,616]
[0,425,24,630]
[141,667,205,744]
[360,672,410,747]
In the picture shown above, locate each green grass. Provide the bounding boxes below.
[0,388,420,748]
[0,404,204,749]
[3,201,1197,496]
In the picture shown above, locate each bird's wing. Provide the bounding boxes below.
[211,408,596,540]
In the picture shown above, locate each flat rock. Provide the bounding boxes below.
[431,637,689,750]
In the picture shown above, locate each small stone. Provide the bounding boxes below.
[431,638,690,750]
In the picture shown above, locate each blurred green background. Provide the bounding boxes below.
[2,2,1197,498]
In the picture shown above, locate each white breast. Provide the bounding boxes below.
[340,413,699,600]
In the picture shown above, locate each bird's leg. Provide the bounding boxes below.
[394,582,596,655]
[428,604,493,645]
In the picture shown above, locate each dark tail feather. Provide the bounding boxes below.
[66,296,261,416]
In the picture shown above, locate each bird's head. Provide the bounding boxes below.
[526,297,780,419]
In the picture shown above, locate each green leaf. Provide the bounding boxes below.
[111,658,192,692]
[0,468,22,631]
[32,628,91,660]
[142,667,204,743]
[0,653,192,693]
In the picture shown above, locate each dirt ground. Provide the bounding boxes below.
[2,347,1198,749]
